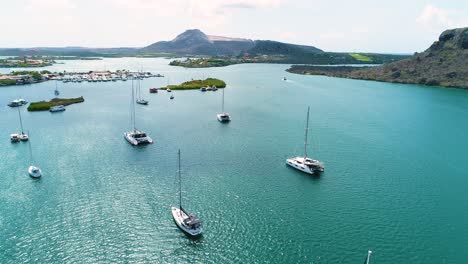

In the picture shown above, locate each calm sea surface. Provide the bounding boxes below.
[1,58,467,263]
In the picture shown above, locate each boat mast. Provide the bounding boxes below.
[131,78,136,131]
[17,107,24,134]
[221,88,225,113]
[178,149,182,209]
[304,106,310,158]
[27,130,33,163]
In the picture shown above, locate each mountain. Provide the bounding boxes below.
[288,27,468,88]
[140,29,255,56]
[0,29,408,65]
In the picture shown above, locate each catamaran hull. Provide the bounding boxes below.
[124,133,153,146]
[217,114,231,123]
[171,206,203,237]
[286,159,315,175]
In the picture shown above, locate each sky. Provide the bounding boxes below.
[0,0,467,53]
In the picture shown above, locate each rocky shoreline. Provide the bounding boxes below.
[287,27,468,89]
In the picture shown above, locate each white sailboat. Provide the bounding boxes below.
[171,149,203,237]
[286,106,324,175]
[124,78,153,146]
[216,88,231,122]
[27,131,41,178]
[54,80,60,96]
[136,75,149,105]
[10,107,28,142]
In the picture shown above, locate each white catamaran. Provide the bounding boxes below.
[171,149,203,237]
[27,131,42,178]
[124,78,153,146]
[286,106,324,175]
[217,87,230,122]
[10,106,29,142]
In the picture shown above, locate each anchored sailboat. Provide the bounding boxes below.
[286,106,324,175]
[54,80,60,96]
[216,88,230,122]
[27,131,41,178]
[124,78,153,146]
[10,107,29,142]
[136,75,148,105]
[171,149,203,237]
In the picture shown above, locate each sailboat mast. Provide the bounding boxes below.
[178,149,182,209]
[28,130,33,163]
[17,107,24,134]
[131,78,136,130]
[222,88,225,113]
[304,106,310,158]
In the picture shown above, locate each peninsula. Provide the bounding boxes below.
[287,27,468,89]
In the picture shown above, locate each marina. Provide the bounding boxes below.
[0,58,467,263]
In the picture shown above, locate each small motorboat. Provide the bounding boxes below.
[212,85,218,91]
[167,88,172,92]
[50,105,66,112]
[200,87,207,92]
[149,88,158,93]
[206,86,213,91]
[282,77,287,81]
[28,165,42,178]
[136,99,149,105]
[170,95,174,100]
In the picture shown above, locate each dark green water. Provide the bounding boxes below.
[1,58,467,263]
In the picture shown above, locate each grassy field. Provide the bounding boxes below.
[28,97,85,111]
[349,53,373,62]
[0,79,16,86]
[167,78,227,90]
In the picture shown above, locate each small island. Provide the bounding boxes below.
[28,97,85,111]
[166,78,226,90]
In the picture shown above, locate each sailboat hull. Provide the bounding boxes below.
[286,157,324,175]
[171,206,203,236]
[28,166,42,178]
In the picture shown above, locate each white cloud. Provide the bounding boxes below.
[416,5,451,28]
[416,4,468,31]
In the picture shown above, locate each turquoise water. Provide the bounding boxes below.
[1,58,468,263]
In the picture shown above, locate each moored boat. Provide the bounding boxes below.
[28,165,42,178]
[217,88,231,122]
[286,106,324,175]
[124,78,153,146]
[50,105,66,112]
[171,150,203,237]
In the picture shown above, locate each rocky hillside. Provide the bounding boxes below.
[353,27,467,88]
[288,27,468,88]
